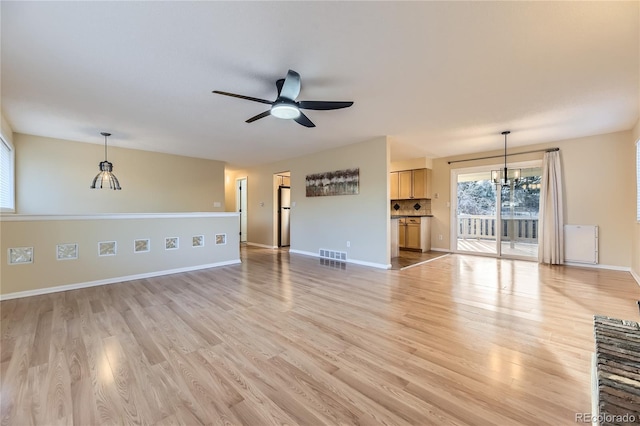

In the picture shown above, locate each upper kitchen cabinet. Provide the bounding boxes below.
[398,171,413,199]
[390,168,432,200]
[390,171,399,199]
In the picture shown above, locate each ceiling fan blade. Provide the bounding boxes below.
[298,101,354,110]
[294,112,315,128]
[212,91,273,105]
[276,79,284,97]
[245,110,271,123]
[280,70,301,100]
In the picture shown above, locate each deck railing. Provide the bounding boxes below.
[457,215,538,243]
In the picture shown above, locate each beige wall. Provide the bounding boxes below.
[432,130,635,268]
[0,214,240,298]
[1,112,13,147]
[226,137,391,267]
[632,119,640,281]
[14,133,226,214]
[390,157,433,172]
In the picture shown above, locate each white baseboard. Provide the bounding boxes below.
[631,268,640,287]
[430,248,451,253]
[0,259,241,301]
[289,249,390,270]
[246,242,277,249]
[563,262,630,272]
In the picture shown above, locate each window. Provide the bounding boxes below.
[0,136,14,212]
[637,140,640,222]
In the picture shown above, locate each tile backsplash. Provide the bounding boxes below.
[391,199,431,216]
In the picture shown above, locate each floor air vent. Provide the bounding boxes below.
[319,249,347,262]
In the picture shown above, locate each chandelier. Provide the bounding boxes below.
[491,131,520,187]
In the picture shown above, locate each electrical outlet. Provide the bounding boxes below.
[213,201,221,208]
[346,241,350,247]
[438,234,443,241]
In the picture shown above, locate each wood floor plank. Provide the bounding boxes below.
[29,309,52,368]
[43,349,72,425]
[197,347,301,426]
[82,315,129,426]
[121,308,165,366]
[2,246,640,425]
[166,301,222,346]
[65,318,97,426]
[1,334,33,426]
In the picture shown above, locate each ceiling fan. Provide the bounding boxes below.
[212,69,354,128]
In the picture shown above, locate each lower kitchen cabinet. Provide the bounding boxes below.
[406,222,421,249]
[398,217,431,252]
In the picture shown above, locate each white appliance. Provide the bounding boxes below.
[278,186,291,247]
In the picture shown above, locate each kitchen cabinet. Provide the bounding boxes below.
[390,168,432,200]
[398,171,413,199]
[397,217,431,252]
[406,220,421,249]
[412,169,430,199]
[390,171,399,200]
[390,218,399,258]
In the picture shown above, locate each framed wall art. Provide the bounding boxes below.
[305,168,359,197]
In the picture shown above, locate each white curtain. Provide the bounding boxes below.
[538,150,564,264]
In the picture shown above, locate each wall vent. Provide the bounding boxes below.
[320,258,347,270]
[319,248,347,262]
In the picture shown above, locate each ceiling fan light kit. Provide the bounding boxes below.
[271,102,301,119]
[213,69,353,128]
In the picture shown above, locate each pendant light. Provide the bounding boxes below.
[90,132,121,190]
[491,130,520,187]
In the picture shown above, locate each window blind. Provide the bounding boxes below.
[0,137,14,211]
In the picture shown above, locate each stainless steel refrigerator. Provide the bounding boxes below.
[278,185,291,247]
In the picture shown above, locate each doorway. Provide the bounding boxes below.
[236,177,247,243]
[452,162,542,259]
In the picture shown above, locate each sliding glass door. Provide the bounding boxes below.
[499,168,541,257]
[453,163,542,259]
[455,170,498,254]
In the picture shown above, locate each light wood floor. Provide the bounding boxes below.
[2,246,639,425]
[456,239,538,258]
[390,250,449,270]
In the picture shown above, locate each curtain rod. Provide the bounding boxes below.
[447,147,559,165]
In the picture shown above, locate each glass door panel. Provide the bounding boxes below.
[499,167,542,258]
[455,171,498,254]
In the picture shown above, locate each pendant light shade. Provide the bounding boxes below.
[491,131,520,187]
[90,132,121,190]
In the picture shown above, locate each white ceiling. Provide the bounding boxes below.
[2,1,638,168]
